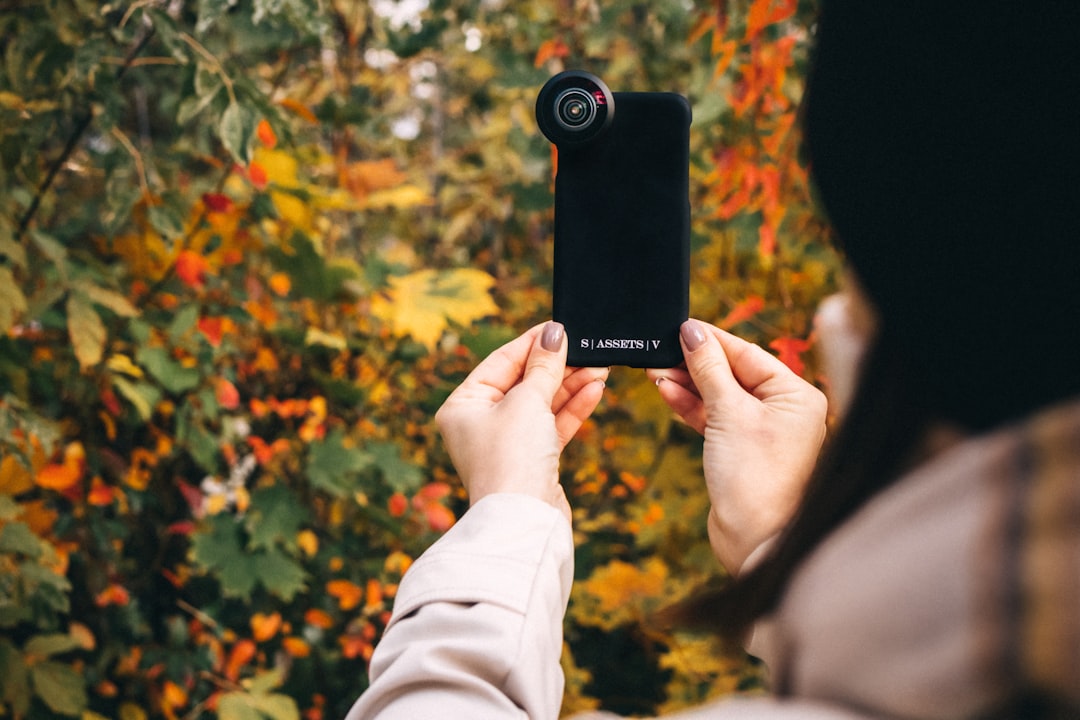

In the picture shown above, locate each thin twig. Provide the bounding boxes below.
[179,32,237,104]
[15,28,156,241]
[110,126,151,200]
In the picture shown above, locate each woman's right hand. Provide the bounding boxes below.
[646,320,828,575]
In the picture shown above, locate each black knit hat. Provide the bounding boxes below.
[804,0,1080,429]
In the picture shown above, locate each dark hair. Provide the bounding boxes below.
[676,0,1080,637]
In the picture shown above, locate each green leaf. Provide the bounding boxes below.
[220,671,299,720]
[197,0,240,35]
[368,441,424,493]
[137,346,201,395]
[30,660,87,716]
[0,220,27,268]
[24,633,79,658]
[28,230,68,269]
[252,548,306,601]
[147,9,190,64]
[147,203,186,239]
[66,295,106,369]
[245,484,307,552]
[218,695,264,720]
[0,639,30,717]
[0,267,28,334]
[72,281,139,318]
[167,303,200,343]
[111,376,161,421]
[305,428,372,497]
[221,101,258,164]
[190,515,258,599]
[0,521,43,558]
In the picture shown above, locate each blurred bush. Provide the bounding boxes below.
[0,0,836,717]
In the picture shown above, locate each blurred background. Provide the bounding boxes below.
[0,1,838,717]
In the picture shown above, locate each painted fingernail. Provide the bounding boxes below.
[680,320,706,352]
[541,321,565,352]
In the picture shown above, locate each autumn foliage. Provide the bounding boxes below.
[0,1,836,718]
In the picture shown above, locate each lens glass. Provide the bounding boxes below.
[555,88,596,130]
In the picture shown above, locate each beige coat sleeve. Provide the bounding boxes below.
[344,493,575,720]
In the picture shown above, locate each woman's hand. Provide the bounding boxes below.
[646,320,827,574]
[435,322,608,524]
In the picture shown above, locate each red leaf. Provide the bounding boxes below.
[387,492,408,517]
[719,295,765,329]
[202,192,234,213]
[198,316,225,347]
[175,250,209,288]
[215,378,240,410]
[769,336,812,377]
[248,162,268,190]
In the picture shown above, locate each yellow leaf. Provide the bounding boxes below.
[304,328,347,350]
[363,184,434,210]
[0,267,27,334]
[253,148,300,189]
[580,557,668,614]
[0,454,34,495]
[67,295,106,369]
[370,268,499,349]
[270,190,313,231]
[106,354,144,378]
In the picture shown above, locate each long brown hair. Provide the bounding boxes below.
[672,0,1080,638]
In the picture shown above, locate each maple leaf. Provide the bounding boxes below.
[769,335,812,377]
[719,295,765,329]
[370,268,500,349]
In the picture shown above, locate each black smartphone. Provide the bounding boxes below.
[536,70,691,368]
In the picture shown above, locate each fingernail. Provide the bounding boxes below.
[654,376,666,387]
[680,320,706,352]
[541,321,565,352]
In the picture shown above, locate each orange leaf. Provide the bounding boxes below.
[769,336,812,377]
[283,637,311,658]
[87,476,116,506]
[224,639,257,681]
[364,578,383,610]
[163,681,189,710]
[256,119,277,149]
[533,38,569,68]
[215,378,240,410]
[95,584,131,607]
[198,316,229,347]
[36,462,81,491]
[387,492,408,517]
[304,608,335,629]
[268,272,291,297]
[343,159,408,200]
[278,97,319,124]
[719,295,766,329]
[248,162,268,190]
[326,579,364,611]
[250,611,283,642]
[422,503,455,533]
[175,250,209,288]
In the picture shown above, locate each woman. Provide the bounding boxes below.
[347,1,1080,717]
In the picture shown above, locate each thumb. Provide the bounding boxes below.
[518,321,569,402]
[679,319,740,402]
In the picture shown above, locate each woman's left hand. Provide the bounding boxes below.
[435,322,608,523]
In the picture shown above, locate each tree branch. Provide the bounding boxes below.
[15,27,156,241]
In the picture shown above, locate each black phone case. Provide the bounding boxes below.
[552,92,691,367]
